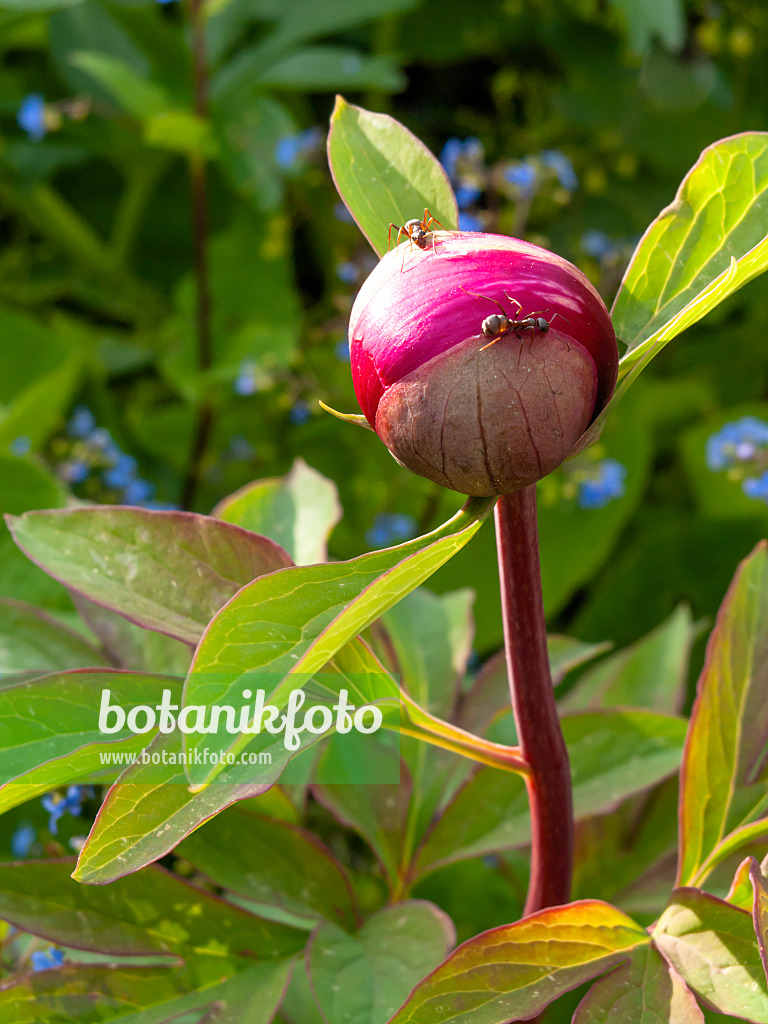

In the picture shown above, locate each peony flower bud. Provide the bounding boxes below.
[348,231,618,496]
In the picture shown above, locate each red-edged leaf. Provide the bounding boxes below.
[751,860,768,983]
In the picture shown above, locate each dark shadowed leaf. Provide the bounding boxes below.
[387,901,648,1024]
[0,597,107,675]
[7,507,293,644]
[327,97,458,256]
[678,542,768,887]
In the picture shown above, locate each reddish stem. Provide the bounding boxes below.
[495,486,573,914]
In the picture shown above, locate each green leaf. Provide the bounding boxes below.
[73,727,322,884]
[214,458,342,566]
[307,902,454,1024]
[7,507,293,645]
[573,943,703,1024]
[0,861,303,969]
[0,0,81,8]
[327,96,459,256]
[597,134,768,445]
[177,806,357,928]
[678,541,768,886]
[0,960,292,1024]
[727,856,759,911]
[0,597,107,675]
[381,587,474,719]
[240,45,405,92]
[560,605,695,713]
[70,51,169,120]
[0,670,181,813]
[751,861,768,983]
[654,888,768,1022]
[144,110,218,158]
[182,497,492,786]
[415,710,687,875]
[388,901,648,1024]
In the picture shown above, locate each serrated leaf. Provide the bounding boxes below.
[573,943,703,1024]
[308,902,454,1024]
[7,507,293,645]
[327,96,458,256]
[654,888,768,1022]
[387,901,648,1024]
[678,541,768,886]
[182,498,492,786]
[214,458,342,566]
[177,806,357,928]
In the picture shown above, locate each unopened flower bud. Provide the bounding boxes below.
[348,232,618,496]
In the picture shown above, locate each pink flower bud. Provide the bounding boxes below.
[348,232,618,496]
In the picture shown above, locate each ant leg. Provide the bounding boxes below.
[548,312,570,327]
[502,293,523,318]
[480,336,500,352]
[458,284,507,317]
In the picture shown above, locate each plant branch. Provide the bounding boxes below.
[495,485,573,916]
[180,0,214,510]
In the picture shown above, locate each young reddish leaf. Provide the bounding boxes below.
[7,507,293,644]
[387,901,648,1024]
[573,944,703,1024]
[654,887,768,1022]
[751,861,768,983]
[177,806,358,928]
[308,902,455,1024]
[678,542,768,887]
[0,861,303,967]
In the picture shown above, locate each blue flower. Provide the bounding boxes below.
[228,435,256,460]
[9,436,31,456]
[67,406,96,439]
[234,360,259,396]
[504,161,538,197]
[124,478,155,505]
[440,138,464,179]
[335,340,351,362]
[706,417,768,471]
[274,127,322,170]
[42,785,88,835]
[10,822,36,858]
[289,400,311,426]
[366,513,417,548]
[103,453,137,489]
[581,230,614,260]
[17,94,47,142]
[455,183,482,210]
[59,459,89,485]
[336,261,358,285]
[577,459,627,509]
[743,470,768,503]
[31,948,65,972]
[458,212,483,232]
[541,150,578,191]
[334,202,354,224]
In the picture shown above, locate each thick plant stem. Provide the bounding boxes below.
[180,0,213,510]
[495,486,573,915]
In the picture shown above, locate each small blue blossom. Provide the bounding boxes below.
[541,149,578,191]
[455,183,482,210]
[42,785,88,835]
[31,948,65,972]
[504,161,538,197]
[336,261,358,285]
[10,822,36,858]
[124,478,155,505]
[459,212,483,232]
[581,230,614,260]
[140,499,179,510]
[103,453,137,489]
[274,127,322,170]
[234,360,259,396]
[9,436,31,456]
[706,417,768,471]
[366,513,418,548]
[334,202,355,224]
[58,459,89,485]
[157,0,181,5]
[577,459,627,509]
[17,94,47,142]
[228,435,256,461]
[67,406,96,439]
[440,138,464,178]
[335,340,351,362]
[289,400,311,426]
[743,471,768,502]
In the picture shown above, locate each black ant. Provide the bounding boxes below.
[387,208,443,252]
[460,288,567,350]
